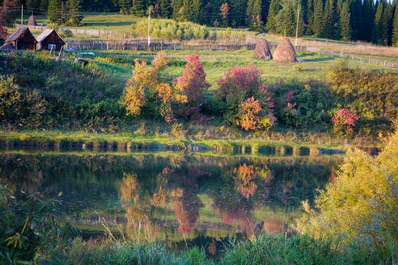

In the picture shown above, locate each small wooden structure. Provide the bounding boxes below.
[36,29,65,51]
[1,27,37,50]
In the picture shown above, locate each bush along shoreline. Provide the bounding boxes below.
[1,52,397,147]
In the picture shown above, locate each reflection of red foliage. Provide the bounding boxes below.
[263,220,285,234]
[172,188,204,234]
[281,182,293,206]
[208,242,217,256]
[212,202,258,237]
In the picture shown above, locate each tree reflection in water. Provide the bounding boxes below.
[0,153,342,244]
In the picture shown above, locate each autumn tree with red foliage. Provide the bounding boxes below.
[216,64,275,131]
[175,54,210,120]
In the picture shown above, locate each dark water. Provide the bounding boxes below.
[0,150,342,256]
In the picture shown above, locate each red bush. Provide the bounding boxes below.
[175,54,210,119]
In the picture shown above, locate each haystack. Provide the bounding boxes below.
[253,38,272,60]
[28,15,37,26]
[273,37,297,63]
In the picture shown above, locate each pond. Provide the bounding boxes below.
[0,149,343,256]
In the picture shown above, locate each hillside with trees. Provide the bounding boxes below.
[3,0,398,46]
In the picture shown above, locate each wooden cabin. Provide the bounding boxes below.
[36,29,65,51]
[1,27,37,50]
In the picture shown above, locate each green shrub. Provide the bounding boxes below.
[327,60,398,126]
[0,53,125,130]
[0,76,47,128]
[0,185,76,265]
[132,19,209,40]
[269,80,335,129]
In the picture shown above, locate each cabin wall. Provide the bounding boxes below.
[39,32,65,51]
[16,40,36,50]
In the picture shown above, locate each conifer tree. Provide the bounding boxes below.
[191,0,201,23]
[278,0,296,36]
[230,0,246,26]
[266,0,280,32]
[306,0,314,35]
[66,0,83,26]
[323,0,339,39]
[246,0,255,25]
[48,0,61,23]
[297,3,304,36]
[361,0,375,41]
[182,0,192,21]
[131,0,145,16]
[393,4,398,46]
[172,0,183,20]
[340,1,351,41]
[385,3,394,46]
[40,0,49,12]
[372,1,387,45]
[349,0,362,40]
[261,0,270,27]
[160,0,171,18]
[247,0,263,29]
[252,0,263,29]
[312,0,323,36]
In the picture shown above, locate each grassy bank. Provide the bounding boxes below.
[32,233,398,265]
[0,129,380,156]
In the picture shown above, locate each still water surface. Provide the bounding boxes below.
[0,150,342,255]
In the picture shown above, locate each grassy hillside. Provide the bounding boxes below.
[87,49,398,90]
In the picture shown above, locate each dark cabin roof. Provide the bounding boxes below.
[5,27,36,43]
[0,42,16,51]
[36,29,65,45]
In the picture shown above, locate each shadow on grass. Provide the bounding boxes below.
[300,57,335,62]
[84,21,134,27]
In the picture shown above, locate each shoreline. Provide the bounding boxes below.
[0,129,381,156]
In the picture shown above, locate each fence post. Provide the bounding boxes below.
[384,60,387,67]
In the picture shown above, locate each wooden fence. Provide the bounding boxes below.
[64,40,318,52]
[15,24,47,31]
[15,24,111,36]
[309,48,398,68]
[11,25,398,68]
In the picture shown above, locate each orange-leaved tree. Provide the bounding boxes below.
[124,52,187,123]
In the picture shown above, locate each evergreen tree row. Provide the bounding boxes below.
[13,0,398,46]
[118,0,398,46]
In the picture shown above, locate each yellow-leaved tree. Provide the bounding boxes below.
[296,129,398,248]
[124,52,187,123]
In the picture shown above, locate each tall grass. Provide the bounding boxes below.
[43,233,398,265]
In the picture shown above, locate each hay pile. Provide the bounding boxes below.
[28,15,37,26]
[253,38,272,59]
[273,37,297,63]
